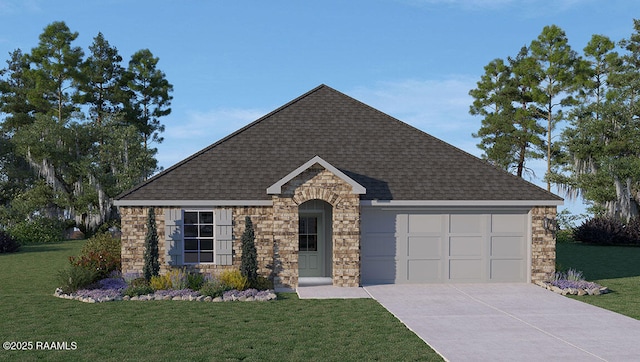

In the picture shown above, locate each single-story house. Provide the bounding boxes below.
[114,84,563,290]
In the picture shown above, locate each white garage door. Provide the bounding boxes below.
[361,208,529,284]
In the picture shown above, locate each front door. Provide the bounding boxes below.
[299,213,324,277]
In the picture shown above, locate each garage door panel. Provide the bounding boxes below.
[449,236,483,256]
[449,259,483,280]
[408,214,442,233]
[408,259,441,282]
[492,214,526,233]
[407,236,441,258]
[491,259,524,281]
[450,214,482,233]
[491,236,524,257]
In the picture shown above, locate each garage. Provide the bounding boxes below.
[361,207,529,284]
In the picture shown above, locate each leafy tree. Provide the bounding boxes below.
[143,208,160,281]
[240,216,258,283]
[0,22,171,232]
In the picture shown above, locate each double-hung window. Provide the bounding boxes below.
[183,211,214,263]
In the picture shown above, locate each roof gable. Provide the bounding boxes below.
[116,84,562,204]
[267,156,366,195]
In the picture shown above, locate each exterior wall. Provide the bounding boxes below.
[273,165,361,288]
[530,206,557,283]
[120,207,166,276]
[120,206,274,278]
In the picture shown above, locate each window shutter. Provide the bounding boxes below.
[164,209,183,266]
[215,208,233,265]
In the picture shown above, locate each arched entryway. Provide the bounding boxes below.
[298,199,333,282]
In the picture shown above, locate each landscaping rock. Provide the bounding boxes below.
[204,296,212,302]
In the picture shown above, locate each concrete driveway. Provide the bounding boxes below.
[364,283,640,361]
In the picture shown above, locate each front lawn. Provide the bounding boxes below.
[0,241,441,361]
[556,242,640,320]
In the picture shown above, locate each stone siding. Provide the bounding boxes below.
[530,206,557,283]
[273,165,361,288]
[120,206,275,278]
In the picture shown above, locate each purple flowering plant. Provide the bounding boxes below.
[550,268,602,290]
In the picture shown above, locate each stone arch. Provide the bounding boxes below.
[292,186,342,207]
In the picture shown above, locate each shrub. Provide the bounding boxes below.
[573,217,626,245]
[149,274,172,291]
[8,217,65,244]
[143,208,160,281]
[69,233,121,280]
[0,230,20,253]
[573,216,640,246]
[123,277,154,297]
[555,229,575,244]
[123,283,155,297]
[550,268,602,290]
[149,268,191,291]
[187,272,206,290]
[199,279,233,298]
[57,265,98,294]
[240,216,258,283]
[219,269,248,291]
[251,276,274,291]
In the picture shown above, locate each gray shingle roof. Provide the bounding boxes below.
[116,85,562,202]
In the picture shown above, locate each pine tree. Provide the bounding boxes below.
[143,208,160,281]
[240,216,258,283]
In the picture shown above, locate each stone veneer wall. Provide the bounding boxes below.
[530,206,557,283]
[120,206,275,278]
[272,165,361,289]
[120,207,164,275]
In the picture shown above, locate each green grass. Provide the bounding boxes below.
[557,242,640,319]
[0,241,441,361]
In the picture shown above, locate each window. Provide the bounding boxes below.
[299,216,318,251]
[183,211,214,263]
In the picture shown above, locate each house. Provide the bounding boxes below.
[114,84,562,290]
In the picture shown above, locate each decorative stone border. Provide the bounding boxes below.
[54,288,277,303]
[534,281,610,296]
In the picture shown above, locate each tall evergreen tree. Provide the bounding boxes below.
[470,48,545,177]
[529,25,581,191]
[143,208,160,282]
[240,216,258,283]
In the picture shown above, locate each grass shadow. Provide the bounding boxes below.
[556,242,640,280]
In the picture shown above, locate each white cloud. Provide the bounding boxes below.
[167,108,265,140]
[349,77,478,147]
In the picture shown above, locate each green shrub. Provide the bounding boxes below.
[123,283,155,297]
[69,233,121,280]
[251,276,274,290]
[219,269,248,291]
[240,216,258,283]
[555,229,575,244]
[0,230,20,253]
[187,272,206,290]
[199,279,233,298]
[57,265,98,294]
[8,217,65,244]
[143,208,159,281]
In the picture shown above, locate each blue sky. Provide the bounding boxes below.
[0,0,638,217]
